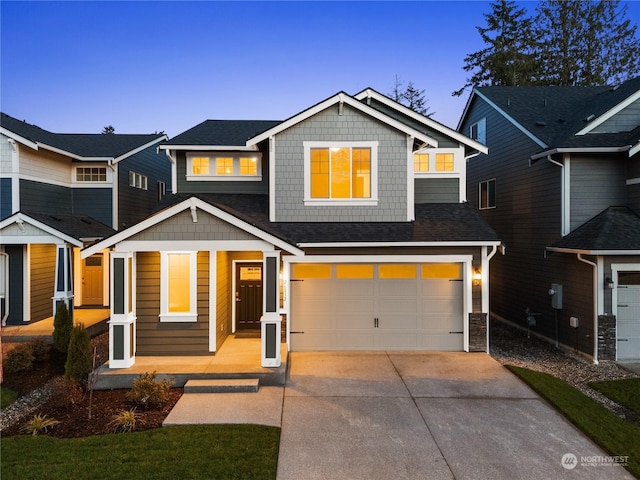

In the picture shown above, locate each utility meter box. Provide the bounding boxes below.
[570,316,579,328]
[550,283,563,309]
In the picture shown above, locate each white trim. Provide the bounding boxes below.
[530,146,632,161]
[0,213,84,246]
[111,163,118,230]
[269,136,276,222]
[24,244,30,322]
[562,155,571,236]
[297,241,502,248]
[159,144,258,151]
[626,177,640,186]
[159,251,198,323]
[0,127,39,150]
[116,240,276,253]
[547,247,640,255]
[355,88,488,154]
[9,139,20,214]
[478,178,496,210]
[209,251,217,352]
[630,141,640,157]
[597,256,605,316]
[406,136,414,221]
[576,89,640,135]
[247,92,439,147]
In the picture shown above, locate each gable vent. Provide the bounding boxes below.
[535,121,547,127]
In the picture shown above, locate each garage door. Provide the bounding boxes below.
[617,271,640,361]
[290,263,464,351]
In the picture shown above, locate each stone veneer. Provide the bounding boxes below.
[597,314,617,361]
[469,313,488,352]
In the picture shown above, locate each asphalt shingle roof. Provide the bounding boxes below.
[23,211,116,241]
[164,120,282,147]
[1,112,164,158]
[549,207,640,251]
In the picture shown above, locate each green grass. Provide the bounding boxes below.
[506,365,640,479]
[1,386,18,409]
[588,378,640,418]
[1,424,280,480]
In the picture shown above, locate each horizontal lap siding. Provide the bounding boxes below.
[414,178,459,203]
[0,178,12,219]
[135,251,210,356]
[30,244,56,321]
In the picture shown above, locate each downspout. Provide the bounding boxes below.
[577,253,598,364]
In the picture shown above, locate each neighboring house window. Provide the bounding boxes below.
[157,181,166,201]
[414,153,429,172]
[187,154,262,181]
[304,141,378,205]
[479,179,496,209]
[470,118,487,144]
[160,252,197,322]
[76,167,107,182]
[128,171,147,190]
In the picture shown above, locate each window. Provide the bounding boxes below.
[413,153,429,172]
[129,171,147,190]
[379,264,416,279]
[187,154,262,181]
[157,181,166,201]
[336,264,374,279]
[479,179,496,209]
[160,252,197,322]
[304,141,378,204]
[76,167,107,182]
[435,153,454,172]
[470,118,487,144]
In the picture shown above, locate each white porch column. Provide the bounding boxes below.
[52,244,74,321]
[261,251,281,367]
[109,252,135,368]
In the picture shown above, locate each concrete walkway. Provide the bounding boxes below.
[165,352,635,480]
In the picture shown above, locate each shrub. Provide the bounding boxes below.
[22,414,61,436]
[52,302,73,353]
[26,337,50,363]
[127,372,172,409]
[64,324,92,385]
[49,377,85,409]
[109,409,142,433]
[4,343,34,374]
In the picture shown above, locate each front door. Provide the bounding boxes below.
[82,255,104,305]
[235,263,263,331]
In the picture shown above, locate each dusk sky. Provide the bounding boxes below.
[2,1,640,138]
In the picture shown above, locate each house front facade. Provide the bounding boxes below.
[82,90,501,368]
[459,78,640,362]
[0,113,171,326]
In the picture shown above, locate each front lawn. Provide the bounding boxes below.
[588,378,640,418]
[506,365,640,478]
[1,424,280,480]
[1,386,18,409]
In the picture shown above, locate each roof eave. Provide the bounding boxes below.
[546,246,640,255]
[158,144,258,151]
[576,88,640,135]
[0,126,39,150]
[298,241,503,248]
[531,145,632,162]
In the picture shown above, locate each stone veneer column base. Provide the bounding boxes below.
[597,314,616,361]
[469,313,488,352]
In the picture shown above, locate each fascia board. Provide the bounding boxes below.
[531,146,631,161]
[576,89,640,135]
[474,90,548,149]
[246,93,439,147]
[355,88,488,154]
[113,136,168,163]
[629,141,640,157]
[0,127,39,150]
[158,144,258,151]
[0,213,83,247]
[456,89,477,131]
[297,241,503,248]
[546,246,640,255]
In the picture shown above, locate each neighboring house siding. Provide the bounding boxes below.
[20,179,72,215]
[414,178,459,203]
[0,178,12,219]
[135,251,210,355]
[626,157,640,213]
[118,147,172,228]
[72,188,112,227]
[30,244,56,322]
[274,104,408,222]
[591,98,640,133]
[570,156,626,231]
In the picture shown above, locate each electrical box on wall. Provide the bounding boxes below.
[570,316,579,328]
[549,283,563,309]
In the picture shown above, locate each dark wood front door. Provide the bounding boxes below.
[236,263,263,330]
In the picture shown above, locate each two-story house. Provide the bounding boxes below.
[459,77,640,363]
[0,113,171,327]
[82,89,501,369]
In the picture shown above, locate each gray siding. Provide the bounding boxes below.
[626,156,640,213]
[570,156,626,231]
[72,188,112,227]
[30,244,56,322]
[414,178,459,203]
[274,104,408,222]
[592,98,640,133]
[1,178,12,219]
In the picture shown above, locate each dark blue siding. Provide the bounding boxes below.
[72,188,112,226]
[0,178,12,219]
[5,245,24,325]
[20,179,72,215]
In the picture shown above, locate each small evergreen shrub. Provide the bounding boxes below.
[52,302,73,353]
[109,409,141,433]
[4,343,34,374]
[26,337,50,363]
[22,414,61,436]
[127,371,172,409]
[64,324,92,385]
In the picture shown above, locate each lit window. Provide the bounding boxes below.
[191,157,209,175]
[216,157,234,175]
[479,179,496,209]
[421,264,461,279]
[336,264,374,279]
[310,147,372,199]
[414,153,429,172]
[76,167,107,182]
[160,252,197,322]
[292,264,332,279]
[187,154,262,181]
[240,157,258,175]
[435,153,454,172]
[379,264,416,279]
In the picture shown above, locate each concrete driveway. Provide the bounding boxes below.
[277,352,634,480]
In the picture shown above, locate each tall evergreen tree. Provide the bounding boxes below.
[389,76,433,116]
[453,0,538,96]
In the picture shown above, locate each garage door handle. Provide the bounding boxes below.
[449,331,463,334]
[291,331,305,334]
[619,305,628,307]
[617,338,628,342]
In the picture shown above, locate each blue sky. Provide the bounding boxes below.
[2,1,639,137]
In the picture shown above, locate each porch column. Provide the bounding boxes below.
[261,251,281,367]
[52,244,74,322]
[109,252,135,368]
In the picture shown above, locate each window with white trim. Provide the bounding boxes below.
[157,180,166,201]
[479,179,496,209]
[413,149,460,174]
[76,167,107,182]
[304,141,378,205]
[186,153,262,181]
[160,252,197,322]
[470,118,487,144]
[129,171,147,190]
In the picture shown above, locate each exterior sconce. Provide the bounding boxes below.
[473,268,482,286]
[605,277,614,289]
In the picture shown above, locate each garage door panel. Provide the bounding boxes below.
[378,299,418,314]
[375,333,418,349]
[336,333,375,349]
[335,281,375,296]
[336,298,376,314]
[422,334,463,351]
[296,281,334,297]
[292,333,334,351]
[617,284,639,361]
[422,297,461,315]
[380,280,418,296]
[422,313,462,331]
[378,315,418,330]
[337,315,376,329]
[295,314,334,330]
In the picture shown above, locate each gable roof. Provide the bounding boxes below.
[547,206,640,254]
[160,119,281,150]
[0,112,166,161]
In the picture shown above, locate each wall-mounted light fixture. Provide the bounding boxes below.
[605,277,614,289]
[473,268,482,286]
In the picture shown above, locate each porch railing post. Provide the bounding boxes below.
[261,251,281,367]
[109,252,135,368]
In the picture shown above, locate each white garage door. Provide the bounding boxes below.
[617,271,640,361]
[290,263,464,351]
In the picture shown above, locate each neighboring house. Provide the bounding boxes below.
[0,113,171,326]
[458,77,640,362]
[82,89,501,369]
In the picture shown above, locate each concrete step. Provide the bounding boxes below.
[184,378,259,393]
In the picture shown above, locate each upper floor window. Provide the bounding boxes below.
[304,141,378,205]
[129,171,147,190]
[413,149,459,174]
[76,167,107,182]
[414,153,429,172]
[187,154,262,181]
[479,178,496,209]
[470,118,487,144]
[435,153,454,172]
